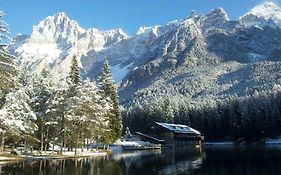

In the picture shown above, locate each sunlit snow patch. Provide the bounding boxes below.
[248,52,265,62]
[15,43,63,64]
[111,62,134,82]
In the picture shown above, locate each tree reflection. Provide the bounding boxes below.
[6,146,281,175]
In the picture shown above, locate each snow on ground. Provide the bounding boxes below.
[10,150,107,159]
[61,151,107,157]
[47,146,108,157]
[111,62,134,82]
[0,157,18,161]
[48,144,62,151]
[0,161,17,165]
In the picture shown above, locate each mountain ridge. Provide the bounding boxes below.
[8,1,281,107]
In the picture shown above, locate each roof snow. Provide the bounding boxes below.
[156,122,201,135]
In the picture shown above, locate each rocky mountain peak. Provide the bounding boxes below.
[240,1,281,28]
[207,8,229,20]
[8,3,281,109]
[53,12,69,23]
[200,7,229,32]
[247,1,281,19]
[28,12,84,44]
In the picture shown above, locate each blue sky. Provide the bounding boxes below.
[1,0,280,36]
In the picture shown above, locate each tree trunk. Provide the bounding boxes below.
[86,138,89,151]
[81,123,84,152]
[60,114,65,155]
[0,132,5,153]
[44,126,49,153]
[40,125,44,153]
[75,133,78,156]
[24,138,27,153]
[52,143,55,154]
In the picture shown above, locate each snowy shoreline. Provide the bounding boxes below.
[0,150,108,161]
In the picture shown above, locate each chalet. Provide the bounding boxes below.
[135,122,203,146]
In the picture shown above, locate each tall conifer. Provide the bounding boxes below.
[99,59,122,142]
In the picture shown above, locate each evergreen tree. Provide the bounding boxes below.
[69,56,81,85]
[163,99,174,122]
[98,59,122,143]
[0,10,10,43]
[0,88,37,151]
[0,11,18,151]
[68,79,110,153]
[48,86,69,154]
[0,10,16,105]
[29,69,55,152]
[66,56,82,152]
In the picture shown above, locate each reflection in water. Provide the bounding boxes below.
[110,146,203,175]
[201,145,281,175]
[159,147,203,175]
[2,146,281,175]
[0,157,122,175]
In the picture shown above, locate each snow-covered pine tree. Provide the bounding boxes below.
[0,87,37,151]
[68,79,110,153]
[98,59,122,143]
[29,69,55,152]
[0,10,10,43]
[69,56,81,85]
[48,86,69,154]
[0,10,16,105]
[163,99,174,122]
[65,56,83,152]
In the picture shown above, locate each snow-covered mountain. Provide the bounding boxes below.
[241,1,281,28]
[8,1,281,106]
[9,12,128,79]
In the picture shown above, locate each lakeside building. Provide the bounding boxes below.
[135,122,203,146]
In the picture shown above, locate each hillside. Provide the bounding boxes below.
[8,2,281,108]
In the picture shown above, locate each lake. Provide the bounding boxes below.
[1,145,281,175]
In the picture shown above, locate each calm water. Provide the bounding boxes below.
[2,146,281,175]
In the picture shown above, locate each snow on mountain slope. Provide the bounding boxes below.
[111,62,134,82]
[199,7,229,32]
[241,1,281,28]
[16,43,62,65]
[9,12,128,78]
[29,12,85,44]
[8,1,281,107]
[245,2,281,20]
